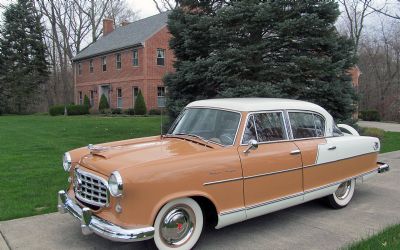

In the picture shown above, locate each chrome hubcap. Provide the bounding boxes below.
[335,180,351,200]
[160,205,195,247]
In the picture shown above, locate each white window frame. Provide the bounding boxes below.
[116,53,121,69]
[102,56,107,72]
[132,49,139,66]
[156,48,165,66]
[116,88,123,108]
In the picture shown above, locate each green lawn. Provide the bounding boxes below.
[0,115,161,221]
[381,131,400,153]
[346,224,400,250]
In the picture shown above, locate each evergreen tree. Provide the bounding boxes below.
[165,0,356,121]
[0,0,49,114]
[99,94,110,111]
[83,95,91,108]
[134,91,147,115]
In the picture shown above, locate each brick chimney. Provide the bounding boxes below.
[121,20,130,27]
[103,18,114,36]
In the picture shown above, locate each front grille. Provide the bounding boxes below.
[74,168,108,208]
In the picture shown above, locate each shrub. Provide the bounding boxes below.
[99,94,110,111]
[134,91,147,115]
[49,105,65,116]
[124,108,135,115]
[148,108,161,115]
[111,108,122,114]
[83,95,91,108]
[361,127,385,140]
[66,104,89,115]
[359,110,380,121]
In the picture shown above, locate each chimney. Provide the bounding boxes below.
[121,20,130,27]
[103,18,114,36]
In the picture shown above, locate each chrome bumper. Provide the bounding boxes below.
[57,190,154,242]
[377,162,390,173]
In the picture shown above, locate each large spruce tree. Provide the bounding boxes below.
[0,0,48,114]
[165,0,356,121]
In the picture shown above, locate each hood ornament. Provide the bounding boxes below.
[88,144,110,153]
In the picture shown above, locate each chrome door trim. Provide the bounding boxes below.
[243,166,303,180]
[203,177,243,186]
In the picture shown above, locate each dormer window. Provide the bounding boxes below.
[157,48,165,66]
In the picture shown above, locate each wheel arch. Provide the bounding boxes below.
[151,191,219,227]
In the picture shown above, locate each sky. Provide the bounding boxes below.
[130,0,159,18]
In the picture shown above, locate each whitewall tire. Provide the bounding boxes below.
[154,198,203,250]
[327,179,355,209]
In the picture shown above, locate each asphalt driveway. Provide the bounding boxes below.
[0,151,399,250]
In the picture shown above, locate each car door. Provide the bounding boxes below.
[287,111,328,200]
[238,111,304,219]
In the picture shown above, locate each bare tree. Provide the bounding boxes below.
[358,19,400,121]
[338,0,380,52]
[152,0,178,13]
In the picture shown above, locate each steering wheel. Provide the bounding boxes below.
[220,134,234,145]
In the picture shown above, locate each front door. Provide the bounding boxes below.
[100,85,110,102]
[238,111,303,219]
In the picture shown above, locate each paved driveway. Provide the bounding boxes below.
[358,121,400,132]
[0,151,399,250]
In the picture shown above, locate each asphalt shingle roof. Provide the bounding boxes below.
[73,12,169,61]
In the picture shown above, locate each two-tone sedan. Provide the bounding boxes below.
[58,98,389,250]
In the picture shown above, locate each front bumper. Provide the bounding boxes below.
[57,190,154,242]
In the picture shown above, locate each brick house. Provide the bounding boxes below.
[72,12,173,111]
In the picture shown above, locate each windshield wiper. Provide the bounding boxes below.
[174,133,209,143]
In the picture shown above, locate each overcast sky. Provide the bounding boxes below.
[130,0,159,18]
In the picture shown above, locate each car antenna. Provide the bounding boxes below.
[160,107,163,140]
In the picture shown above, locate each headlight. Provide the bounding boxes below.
[108,171,123,197]
[63,152,72,172]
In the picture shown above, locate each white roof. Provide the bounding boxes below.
[187,98,331,117]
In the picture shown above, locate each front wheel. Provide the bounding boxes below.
[326,179,355,209]
[153,198,203,250]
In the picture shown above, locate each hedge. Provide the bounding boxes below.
[359,110,381,121]
[49,104,89,116]
[134,91,147,115]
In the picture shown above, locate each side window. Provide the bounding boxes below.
[253,112,287,142]
[289,112,325,139]
[314,114,325,137]
[242,115,257,144]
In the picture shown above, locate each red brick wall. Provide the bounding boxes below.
[75,26,174,111]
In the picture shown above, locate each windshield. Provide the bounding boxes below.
[168,108,241,146]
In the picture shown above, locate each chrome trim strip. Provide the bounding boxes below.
[220,207,246,216]
[246,192,304,210]
[303,152,377,169]
[243,166,302,180]
[203,177,243,186]
[58,190,154,242]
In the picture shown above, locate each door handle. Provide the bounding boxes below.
[328,145,337,150]
[290,149,301,155]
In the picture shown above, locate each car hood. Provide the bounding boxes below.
[79,136,214,176]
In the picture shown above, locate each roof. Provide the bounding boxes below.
[187,98,332,118]
[73,12,169,61]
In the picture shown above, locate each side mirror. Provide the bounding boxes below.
[243,139,258,154]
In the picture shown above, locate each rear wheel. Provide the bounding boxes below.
[326,179,355,209]
[153,198,203,250]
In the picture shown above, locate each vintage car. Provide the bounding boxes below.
[58,98,389,249]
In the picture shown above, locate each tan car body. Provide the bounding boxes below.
[60,98,388,243]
